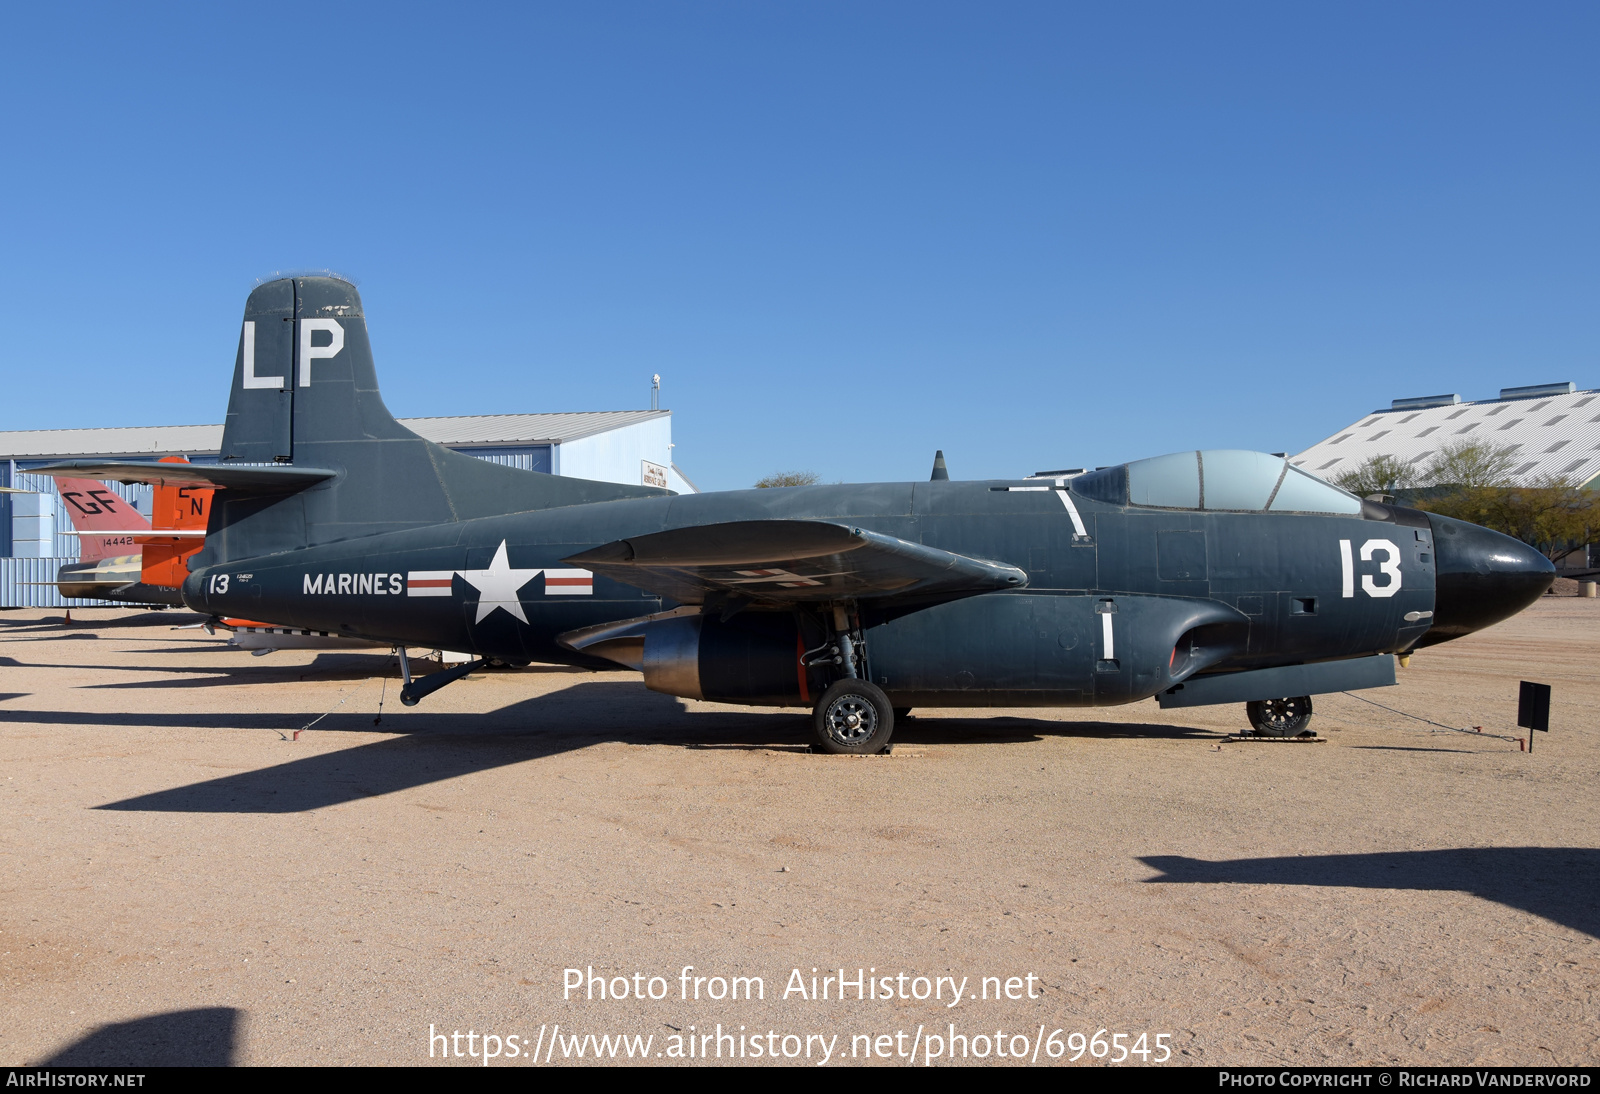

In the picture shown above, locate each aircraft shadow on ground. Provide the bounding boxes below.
[0,613,200,634]
[59,652,588,687]
[40,1006,239,1066]
[1140,848,1600,939]
[72,679,1218,814]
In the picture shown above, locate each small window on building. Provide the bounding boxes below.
[1546,440,1570,453]
[1498,418,1523,430]
[1455,424,1477,434]
[1446,408,1469,419]
[1369,430,1390,441]
[1505,444,1522,453]
[1513,462,1539,476]
[1399,413,1420,423]
[1417,426,1438,437]
[1562,459,1588,474]
[1359,417,1381,427]
[1331,433,1353,444]
[1317,458,1342,470]
[1575,396,1594,408]
[1486,404,1508,416]
[1531,401,1550,411]
[1544,415,1567,426]
[1409,452,1432,464]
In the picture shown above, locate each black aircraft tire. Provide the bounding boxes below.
[1245,696,1314,737]
[814,680,895,755]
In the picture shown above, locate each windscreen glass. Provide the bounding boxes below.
[1105,449,1361,513]
[1126,451,1200,508]
[1201,450,1286,511]
[1266,466,1363,514]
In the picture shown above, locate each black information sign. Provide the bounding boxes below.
[1517,680,1551,751]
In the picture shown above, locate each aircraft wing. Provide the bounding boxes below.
[564,520,1027,606]
[31,461,335,492]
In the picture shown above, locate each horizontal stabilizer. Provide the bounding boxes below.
[61,529,207,538]
[564,519,1027,606]
[32,461,335,492]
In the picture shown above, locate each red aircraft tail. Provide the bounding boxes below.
[53,478,150,561]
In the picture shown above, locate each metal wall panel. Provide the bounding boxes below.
[8,468,151,561]
[0,557,121,608]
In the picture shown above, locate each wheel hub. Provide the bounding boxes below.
[825,697,877,744]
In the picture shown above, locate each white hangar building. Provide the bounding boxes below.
[0,410,695,607]
[1293,381,1600,489]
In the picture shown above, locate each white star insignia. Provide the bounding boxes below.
[457,540,541,624]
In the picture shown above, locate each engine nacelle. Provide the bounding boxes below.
[561,610,814,705]
[642,613,810,704]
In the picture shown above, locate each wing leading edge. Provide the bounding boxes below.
[563,519,1027,607]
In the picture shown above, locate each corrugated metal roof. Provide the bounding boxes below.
[1294,388,1600,487]
[0,424,224,459]
[0,411,669,459]
[402,410,668,446]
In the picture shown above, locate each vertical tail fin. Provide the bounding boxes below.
[53,477,150,561]
[141,457,212,588]
[196,276,663,566]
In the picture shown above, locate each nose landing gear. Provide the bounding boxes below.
[1245,695,1314,737]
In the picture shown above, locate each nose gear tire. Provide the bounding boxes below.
[813,680,895,754]
[1245,695,1314,737]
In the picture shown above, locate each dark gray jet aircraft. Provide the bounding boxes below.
[42,277,1555,753]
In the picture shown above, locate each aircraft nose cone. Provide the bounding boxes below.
[1418,513,1554,646]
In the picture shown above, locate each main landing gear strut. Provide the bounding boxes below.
[806,603,895,755]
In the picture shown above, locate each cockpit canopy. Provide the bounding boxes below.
[1070,450,1362,514]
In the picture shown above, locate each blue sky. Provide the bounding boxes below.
[2,3,1596,490]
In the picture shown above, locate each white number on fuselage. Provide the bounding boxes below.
[1339,538,1401,598]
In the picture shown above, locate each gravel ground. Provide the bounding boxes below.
[1,599,1596,1067]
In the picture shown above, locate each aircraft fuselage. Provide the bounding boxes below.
[181,477,1516,709]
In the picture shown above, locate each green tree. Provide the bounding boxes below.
[754,470,820,488]
[1331,454,1419,497]
[1419,439,1518,489]
[1422,474,1600,562]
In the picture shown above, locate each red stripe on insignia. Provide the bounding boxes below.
[410,579,451,588]
[546,577,591,586]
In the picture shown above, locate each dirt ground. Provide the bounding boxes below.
[1,596,1596,1067]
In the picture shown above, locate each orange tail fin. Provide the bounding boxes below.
[140,456,214,588]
